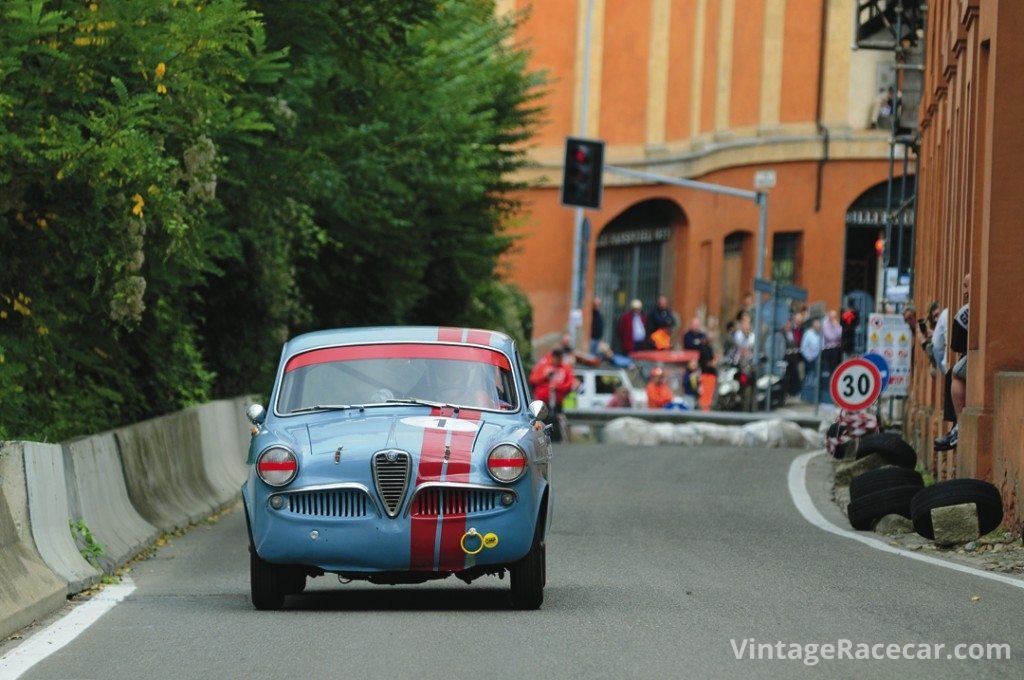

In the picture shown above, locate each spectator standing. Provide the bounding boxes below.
[822,309,843,375]
[528,348,575,442]
[721,320,738,364]
[936,273,970,451]
[735,292,754,322]
[645,367,674,409]
[646,295,676,350]
[800,318,823,364]
[781,318,802,396]
[931,306,949,373]
[732,316,755,366]
[919,301,941,373]
[589,297,605,355]
[681,357,701,402]
[683,317,709,356]
[616,299,648,354]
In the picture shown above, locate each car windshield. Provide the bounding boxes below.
[276,343,518,414]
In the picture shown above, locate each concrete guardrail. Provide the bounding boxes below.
[23,442,101,593]
[115,409,219,532]
[0,443,67,641]
[64,433,159,571]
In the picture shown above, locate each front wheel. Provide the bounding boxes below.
[250,548,286,610]
[509,527,545,610]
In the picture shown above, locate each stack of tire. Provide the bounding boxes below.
[846,433,1004,538]
[846,434,920,530]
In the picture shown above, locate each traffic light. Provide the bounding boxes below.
[561,136,604,209]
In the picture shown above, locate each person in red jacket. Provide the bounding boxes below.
[616,299,649,354]
[528,348,575,441]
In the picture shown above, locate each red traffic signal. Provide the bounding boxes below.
[561,136,604,209]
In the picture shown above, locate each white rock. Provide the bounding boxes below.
[801,428,823,448]
[603,417,660,446]
[650,422,676,445]
[741,419,785,448]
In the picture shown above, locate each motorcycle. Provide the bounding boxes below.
[713,360,787,411]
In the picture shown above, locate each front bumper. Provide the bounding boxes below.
[247,481,538,573]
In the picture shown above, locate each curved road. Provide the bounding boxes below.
[7,444,1022,679]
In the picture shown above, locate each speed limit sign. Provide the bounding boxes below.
[830,357,882,411]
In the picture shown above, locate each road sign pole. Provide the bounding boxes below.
[568,0,595,349]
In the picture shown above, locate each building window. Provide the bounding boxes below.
[772,232,801,285]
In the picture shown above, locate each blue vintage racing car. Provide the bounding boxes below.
[242,326,552,609]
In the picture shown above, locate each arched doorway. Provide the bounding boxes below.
[593,199,685,351]
[843,176,916,353]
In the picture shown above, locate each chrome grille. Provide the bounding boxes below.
[285,490,370,518]
[372,450,411,518]
[411,488,502,517]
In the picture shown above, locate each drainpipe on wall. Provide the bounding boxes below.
[814,0,830,214]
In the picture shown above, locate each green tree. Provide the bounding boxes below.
[0,0,285,439]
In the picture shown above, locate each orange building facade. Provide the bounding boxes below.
[907,0,1024,529]
[498,0,905,349]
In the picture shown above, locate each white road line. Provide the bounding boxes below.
[0,578,136,679]
[788,450,1024,590]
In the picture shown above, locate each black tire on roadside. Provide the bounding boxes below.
[250,547,286,610]
[847,485,920,531]
[850,467,924,501]
[854,433,917,469]
[910,479,1003,540]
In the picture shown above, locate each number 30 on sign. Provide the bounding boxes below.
[829,357,882,411]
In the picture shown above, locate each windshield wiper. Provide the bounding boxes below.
[289,404,355,414]
[385,395,460,411]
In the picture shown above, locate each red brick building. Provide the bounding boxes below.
[499,0,901,349]
[908,0,1024,529]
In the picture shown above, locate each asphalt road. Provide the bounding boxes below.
[9,445,1024,679]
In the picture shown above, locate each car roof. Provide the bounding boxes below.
[283,326,517,356]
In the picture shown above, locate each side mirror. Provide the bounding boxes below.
[528,400,549,422]
[246,403,267,426]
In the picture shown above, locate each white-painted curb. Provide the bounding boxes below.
[788,450,1024,590]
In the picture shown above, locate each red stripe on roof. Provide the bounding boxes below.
[466,330,493,346]
[437,328,463,342]
[285,343,511,373]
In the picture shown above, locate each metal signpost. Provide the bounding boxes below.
[754,278,807,412]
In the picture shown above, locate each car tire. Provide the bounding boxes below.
[854,433,917,469]
[910,479,1003,540]
[849,467,924,501]
[847,485,919,531]
[509,522,545,610]
[283,568,306,596]
[250,547,286,610]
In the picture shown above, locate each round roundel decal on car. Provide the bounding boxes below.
[400,416,479,432]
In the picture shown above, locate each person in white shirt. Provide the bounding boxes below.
[931,307,949,373]
[800,318,822,363]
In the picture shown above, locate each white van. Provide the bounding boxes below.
[570,366,647,409]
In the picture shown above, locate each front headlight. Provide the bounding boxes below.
[486,443,527,483]
[256,446,298,487]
